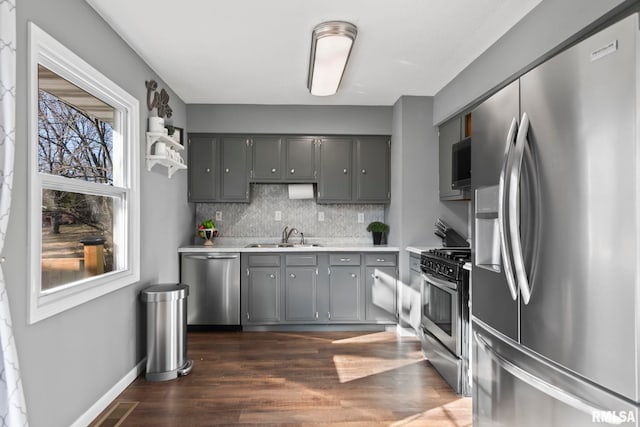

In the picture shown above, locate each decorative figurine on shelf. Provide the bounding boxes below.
[197,219,217,246]
[146,79,172,132]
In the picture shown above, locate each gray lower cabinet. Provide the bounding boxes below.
[364,254,398,323]
[285,267,317,321]
[188,135,217,202]
[355,137,390,202]
[243,255,281,323]
[403,254,422,331]
[328,266,362,321]
[220,136,252,202]
[284,255,318,322]
[241,251,397,326]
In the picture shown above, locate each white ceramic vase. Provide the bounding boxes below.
[148,117,164,132]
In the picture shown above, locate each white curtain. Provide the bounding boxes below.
[0,0,28,426]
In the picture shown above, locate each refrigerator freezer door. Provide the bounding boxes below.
[471,79,520,341]
[519,14,639,401]
[473,321,639,427]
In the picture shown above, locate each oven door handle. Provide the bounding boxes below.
[421,272,458,293]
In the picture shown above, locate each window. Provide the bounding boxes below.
[28,23,140,323]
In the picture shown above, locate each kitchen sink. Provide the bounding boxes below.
[245,243,322,248]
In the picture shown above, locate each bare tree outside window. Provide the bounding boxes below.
[38,69,116,290]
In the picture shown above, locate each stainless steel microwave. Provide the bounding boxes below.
[451,137,471,189]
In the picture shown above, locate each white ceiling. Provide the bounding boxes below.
[86,0,542,106]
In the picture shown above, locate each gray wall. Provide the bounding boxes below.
[187,104,392,135]
[434,0,631,124]
[13,1,193,426]
[386,96,468,285]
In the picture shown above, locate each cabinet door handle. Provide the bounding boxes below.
[290,273,296,278]
[247,313,250,320]
[340,258,351,262]
[343,168,348,174]
[351,273,357,278]
[361,169,367,174]
[225,168,230,173]
[315,312,319,319]
[290,168,295,174]
[327,312,331,320]
[205,168,211,173]
[376,258,385,262]
[271,168,277,173]
[269,274,275,279]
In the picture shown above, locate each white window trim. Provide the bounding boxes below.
[27,22,140,324]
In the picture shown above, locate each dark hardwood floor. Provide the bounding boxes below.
[91,331,471,426]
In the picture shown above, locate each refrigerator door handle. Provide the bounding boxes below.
[498,117,519,301]
[473,330,624,424]
[509,112,533,304]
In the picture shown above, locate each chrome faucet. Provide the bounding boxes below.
[282,226,300,244]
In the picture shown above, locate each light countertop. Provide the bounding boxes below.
[405,245,440,255]
[179,237,400,253]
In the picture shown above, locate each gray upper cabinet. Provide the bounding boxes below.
[188,135,217,202]
[439,117,469,201]
[220,136,252,202]
[317,136,390,204]
[317,137,353,202]
[252,136,283,181]
[285,137,316,182]
[355,137,390,202]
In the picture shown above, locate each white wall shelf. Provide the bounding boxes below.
[145,132,187,178]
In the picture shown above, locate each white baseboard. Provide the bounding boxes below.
[71,359,145,427]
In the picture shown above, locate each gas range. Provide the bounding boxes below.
[420,248,471,282]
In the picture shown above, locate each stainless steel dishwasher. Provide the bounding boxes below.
[180,252,240,326]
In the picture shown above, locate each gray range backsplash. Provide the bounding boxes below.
[195,184,385,239]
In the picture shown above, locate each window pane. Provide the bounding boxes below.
[38,65,115,184]
[41,189,116,291]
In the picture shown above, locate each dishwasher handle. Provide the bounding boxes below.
[183,253,239,260]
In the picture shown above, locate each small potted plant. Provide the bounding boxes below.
[366,221,389,245]
[197,219,217,246]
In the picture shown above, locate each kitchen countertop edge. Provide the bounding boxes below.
[179,245,401,253]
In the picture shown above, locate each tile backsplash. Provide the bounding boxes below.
[195,184,385,239]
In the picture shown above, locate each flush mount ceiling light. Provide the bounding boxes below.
[307,21,358,97]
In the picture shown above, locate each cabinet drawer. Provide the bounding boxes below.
[365,254,397,266]
[330,254,361,266]
[285,255,317,266]
[409,255,421,272]
[248,255,281,267]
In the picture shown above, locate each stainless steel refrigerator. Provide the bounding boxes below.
[471,13,640,426]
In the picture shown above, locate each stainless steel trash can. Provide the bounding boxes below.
[140,284,193,381]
